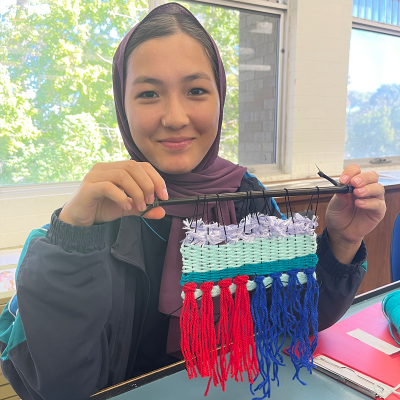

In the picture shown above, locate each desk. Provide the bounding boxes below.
[93,281,400,400]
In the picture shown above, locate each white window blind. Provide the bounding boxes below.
[353,0,400,26]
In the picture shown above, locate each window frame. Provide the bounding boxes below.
[353,16,400,37]
[345,17,400,169]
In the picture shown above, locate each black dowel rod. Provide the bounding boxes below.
[140,184,354,216]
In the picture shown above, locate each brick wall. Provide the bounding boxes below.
[238,11,279,166]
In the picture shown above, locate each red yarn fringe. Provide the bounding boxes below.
[218,278,234,392]
[180,282,200,379]
[229,275,259,384]
[199,282,221,395]
[180,277,259,395]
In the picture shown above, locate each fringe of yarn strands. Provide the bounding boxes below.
[250,276,272,400]
[180,282,200,379]
[269,271,287,386]
[178,213,320,398]
[286,269,307,384]
[248,269,319,399]
[179,270,319,398]
[303,268,320,362]
[229,275,259,384]
[217,278,234,391]
[199,282,221,395]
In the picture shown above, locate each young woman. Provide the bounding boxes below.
[0,4,386,400]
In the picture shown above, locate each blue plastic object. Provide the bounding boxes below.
[391,212,400,282]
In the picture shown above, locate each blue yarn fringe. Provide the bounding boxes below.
[269,272,287,385]
[250,276,272,400]
[248,268,319,399]
[304,267,319,358]
[286,269,307,384]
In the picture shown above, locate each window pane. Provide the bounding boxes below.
[353,0,359,17]
[393,0,398,26]
[0,1,148,186]
[366,0,373,20]
[167,1,280,166]
[372,0,380,21]
[380,0,386,22]
[345,29,400,159]
[386,0,393,23]
[359,0,366,18]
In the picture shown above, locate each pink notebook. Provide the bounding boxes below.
[303,303,400,399]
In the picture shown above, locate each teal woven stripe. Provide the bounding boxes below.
[181,235,317,274]
[180,253,318,285]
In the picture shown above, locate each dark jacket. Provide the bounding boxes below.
[0,174,367,400]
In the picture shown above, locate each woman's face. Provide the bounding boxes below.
[124,33,220,174]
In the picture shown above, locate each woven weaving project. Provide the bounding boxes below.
[179,213,319,399]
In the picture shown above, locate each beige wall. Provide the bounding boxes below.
[284,0,353,179]
[0,184,75,250]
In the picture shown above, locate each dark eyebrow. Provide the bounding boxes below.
[132,76,164,86]
[182,72,212,83]
[132,72,212,86]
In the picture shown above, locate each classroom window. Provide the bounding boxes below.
[345,29,400,160]
[353,0,400,26]
[0,0,281,186]
[0,0,148,186]
[169,1,280,167]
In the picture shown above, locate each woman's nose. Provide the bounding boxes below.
[162,95,190,130]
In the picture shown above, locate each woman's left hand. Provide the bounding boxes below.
[325,164,386,264]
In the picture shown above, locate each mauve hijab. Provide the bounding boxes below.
[112,2,247,354]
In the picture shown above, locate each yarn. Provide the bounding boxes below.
[382,290,400,346]
[180,271,317,300]
[250,276,272,400]
[285,269,305,384]
[304,267,319,355]
[178,213,320,398]
[180,283,199,379]
[230,275,259,384]
[199,282,221,395]
[269,272,287,386]
[218,278,234,391]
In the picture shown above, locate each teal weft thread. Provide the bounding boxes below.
[382,291,400,346]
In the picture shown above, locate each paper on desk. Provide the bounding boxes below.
[314,355,399,399]
[347,328,400,355]
[0,268,16,293]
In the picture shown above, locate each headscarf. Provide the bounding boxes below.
[112,2,247,354]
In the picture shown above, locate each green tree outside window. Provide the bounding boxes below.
[0,0,239,186]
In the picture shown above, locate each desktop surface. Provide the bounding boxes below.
[101,285,400,400]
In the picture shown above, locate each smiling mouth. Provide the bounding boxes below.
[158,137,195,151]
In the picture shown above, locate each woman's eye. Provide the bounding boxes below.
[139,91,158,98]
[189,88,205,96]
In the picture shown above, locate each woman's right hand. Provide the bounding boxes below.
[59,161,168,227]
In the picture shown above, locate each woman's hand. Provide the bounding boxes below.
[59,161,168,227]
[325,164,386,264]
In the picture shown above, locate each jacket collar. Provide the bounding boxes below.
[110,216,146,273]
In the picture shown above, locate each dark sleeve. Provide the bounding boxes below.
[316,227,367,331]
[1,209,112,400]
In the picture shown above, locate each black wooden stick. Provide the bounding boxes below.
[140,184,354,216]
